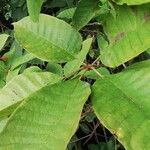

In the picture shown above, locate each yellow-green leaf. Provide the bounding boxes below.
[72,0,100,30]
[100,5,150,67]
[14,14,82,63]
[113,0,150,5]
[0,71,61,120]
[26,0,44,22]
[0,79,91,149]
[92,60,150,150]
[0,34,9,51]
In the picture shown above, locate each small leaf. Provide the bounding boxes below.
[11,53,35,70]
[79,67,109,79]
[113,0,150,5]
[26,0,44,22]
[57,7,76,20]
[14,14,82,62]
[92,60,150,150]
[0,34,9,51]
[72,0,101,30]
[46,62,63,76]
[0,79,91,149]
[64,38,93,76]
[0,62,7,88]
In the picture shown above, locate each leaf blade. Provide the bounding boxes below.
[100,5,150,67]
[92,60,150,149]
[26,0,44,22]
[0,79,91,149]
[14,14,82,62]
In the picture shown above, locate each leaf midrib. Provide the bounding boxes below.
[15,25,77,60]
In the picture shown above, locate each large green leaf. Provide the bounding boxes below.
[0,79,91,149]
[113,0,150,5]
[14,14,82,62]
[92,60,150,150]
[26,0,44,22]
[72,0,100,30]
[0,71,61,120]
[100,5,150,67]
[0,34,9,51]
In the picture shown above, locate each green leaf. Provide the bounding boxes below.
[72,0,100,30]
[0,62,7,88]
[113,0,150,5]
[100,5,150,67]
[0,34,9,51]
[6,67,21,83]
[79,67,109,79]
[147,48,150,55]
[0,79,91,149]
[0,118,8,133]
[92,60,150,150]
[26,0,44,22]
[14,14,82,62]
[11,53,35,70]
[57,7,76,20]
[0,71,61,120]
[64,38,93,76]
[4,41,23,68]
[46,62,63,76]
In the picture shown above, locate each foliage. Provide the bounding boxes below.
[0,0,150,150]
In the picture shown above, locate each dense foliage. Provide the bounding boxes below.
[0,0,150,149]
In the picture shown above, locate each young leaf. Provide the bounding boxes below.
[46,62,63,76]
[0,71,61,120]
[64,38,93,76]
[79,67,109,79]
[11,53,35,70]
[0,79,91,149]
[26,0,44,22]
[13,14,82,63]
[72,0,100,30]
[0,62,7,88]
[100,5,150,67]
[113,0,150,5]
[57,7,76,20]
[0,34,9,51]
[92,60,150,150]
[6,67,21,83]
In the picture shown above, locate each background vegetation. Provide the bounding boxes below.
[0,0,149,150]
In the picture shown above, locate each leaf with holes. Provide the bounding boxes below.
[92,60,150,150]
